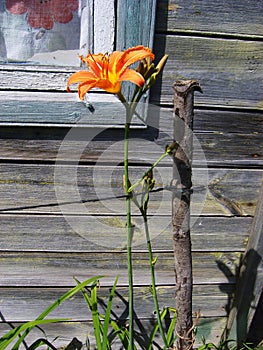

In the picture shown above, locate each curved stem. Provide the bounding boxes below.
[143,214,169,349]
[128,151,169,194]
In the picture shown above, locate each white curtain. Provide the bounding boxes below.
[0,0,81,66]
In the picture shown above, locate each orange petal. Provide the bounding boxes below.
[119,69,145,87]
[67,71,97,88]
[117,46,155,74]
[81,53,105,77]
[78,81,98,100]
[108,50,124,75]
[95,79,121,94]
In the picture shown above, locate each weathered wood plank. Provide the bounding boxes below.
[152,35,263,109]
[0,64,73,90]
[1,92,262,133]
[0,91,144,127]
[0,92,146,128]
[1,0,260,345]
[159,107,263,135]
[0,164,261,216]
[0,215,250,253]
[0,99,262,165]
[1,34,263,110]
[0,318,227,347]
[0,285,233,322]
[156,0,263,38]
[116,0,157,50]
[0,98,262,166]
[0,251,241,287]
[93,0,115,53]
[227,182,263,344]
[0,129,262,167]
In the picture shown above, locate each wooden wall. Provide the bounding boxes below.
[0,0,262,347]
[151,0,263,344]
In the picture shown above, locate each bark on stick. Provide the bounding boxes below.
[172,80,202,350]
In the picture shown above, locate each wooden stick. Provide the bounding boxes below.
[172,80,202,350]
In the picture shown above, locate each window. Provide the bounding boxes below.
[0,0,157,126]
[0,0,115,66]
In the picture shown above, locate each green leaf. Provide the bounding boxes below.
[12,275,103,350]
[0,319,67,350]
[101,276,119,350]
[147,308,168,350]
[166,307,177,346]
[98,313,131,349]
[90,281,102,350]
[36,276,103,321]
[74,278,103,350]
[27,338,58,350]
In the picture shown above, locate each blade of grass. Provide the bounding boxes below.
[74,278,93,309]
[37,276,103,321]
[75,277,135,350]
[106,319,130,350]
[90,281,102,350]
[165,307,177,347]
[98,312,132,350]
[12,276,103,350]
[27,337,58,350]
[147,308,168,350]
[74,278,103,350]
[101,276,119,350]
[0,319,67,350]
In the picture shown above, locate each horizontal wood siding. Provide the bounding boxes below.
[0,216,252,252]
[0,0,262,347]
[156,0,263,38]
[151,35,263,108]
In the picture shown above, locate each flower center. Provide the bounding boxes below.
[101,54,110,79]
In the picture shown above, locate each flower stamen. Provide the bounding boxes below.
[67,46,155,98]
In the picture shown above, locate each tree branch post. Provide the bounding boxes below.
[172,80,202,350]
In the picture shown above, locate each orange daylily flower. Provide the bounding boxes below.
[67,46,155,99]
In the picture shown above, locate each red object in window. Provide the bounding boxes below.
[5,0,79,30]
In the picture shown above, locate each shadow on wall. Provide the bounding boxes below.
[247,289,263,346]
[217,249,262,345]
[150,0,169,106]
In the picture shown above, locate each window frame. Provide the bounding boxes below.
[0,0,157,127]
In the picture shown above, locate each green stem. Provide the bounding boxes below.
[124,118,134,349]
[128,151,169,194]
[117,90,135,348]
[143,214,169,349]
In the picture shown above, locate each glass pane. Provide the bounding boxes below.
[0,0,82,66]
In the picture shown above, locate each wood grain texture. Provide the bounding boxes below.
[93,0,115,53]
[0,0,262,341]
[0,215,251,253]
[0,91,134,127]
[0,318,227,347]
[0,64,73,90]
[155,0,263,38]
[1,33,262,110]
[116,0,157,50]
[0,130,261,167]
[0,251,241,287]
[228,182,263,342]
[1,91,262,132]
[152,35,263,109]
[0,164,261,216]
[0,285,233,322]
